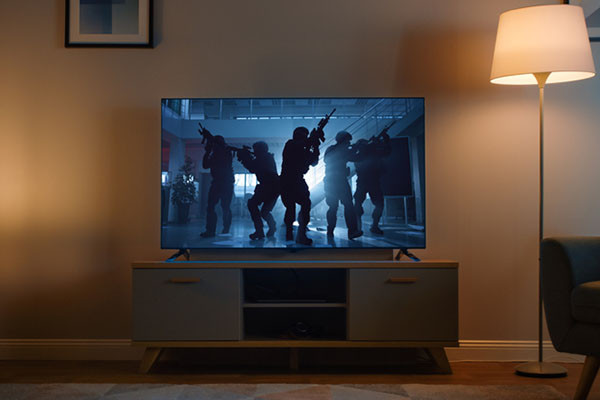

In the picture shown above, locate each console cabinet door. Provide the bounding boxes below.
[133,268,241,341]
[348,268,457,341]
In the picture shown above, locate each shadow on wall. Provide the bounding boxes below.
[153,0,164,47]
[394,27,497,95]
[1,106,168,339]
[1,226,127,339]
[106,107,161,249]
[54,0,62,48]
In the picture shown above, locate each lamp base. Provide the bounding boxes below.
[515,361,568,378]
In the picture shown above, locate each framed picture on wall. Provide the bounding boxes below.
[65,0,153,47]
[567,0,600,41]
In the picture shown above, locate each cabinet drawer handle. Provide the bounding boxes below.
[386,277,418,284]
[168,278,202,284]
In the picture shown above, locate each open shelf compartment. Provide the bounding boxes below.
[243,268,347,304]
[243,307,347,341]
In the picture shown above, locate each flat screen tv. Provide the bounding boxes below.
[161,98,425,250]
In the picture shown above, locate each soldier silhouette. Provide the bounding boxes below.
[200,135,234,238]
[280,127,319,245]
[353,131,392,235]
[324,131,363,240]
[237,141,279,240]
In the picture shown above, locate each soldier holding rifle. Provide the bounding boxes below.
[233,142,280,240]
[353,121,394,235]
[324,131,363,240]
[280,108,335,245]
[198,123,234,238]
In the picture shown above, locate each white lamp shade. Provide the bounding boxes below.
[490,5,595,85]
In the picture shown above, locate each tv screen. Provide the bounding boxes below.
[161,98,425,249]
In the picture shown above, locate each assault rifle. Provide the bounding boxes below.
[227,144,252,153]
[369,119,396,142]
[308,108,336,147]
[198,123,214,145]
[227,145,254,162]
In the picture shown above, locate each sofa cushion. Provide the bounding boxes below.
[571,280,600,324]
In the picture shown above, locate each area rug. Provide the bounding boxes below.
[0,383,568,399]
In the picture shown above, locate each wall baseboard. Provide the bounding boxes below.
[0,339,144,361]
[447,340,584,363]
[0,339,584,363]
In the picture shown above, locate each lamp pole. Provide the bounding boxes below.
[537,72,547,366]
[514,72,567,377]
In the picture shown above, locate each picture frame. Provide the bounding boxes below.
[65,0,153,48]
[567,0,600,42]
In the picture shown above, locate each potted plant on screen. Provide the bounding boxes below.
[171,156,196,224]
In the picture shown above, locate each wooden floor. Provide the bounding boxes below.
[0,361,599,399]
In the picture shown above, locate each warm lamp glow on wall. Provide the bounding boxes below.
[490,4,595,378]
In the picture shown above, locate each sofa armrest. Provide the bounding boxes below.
[554,237,600,286]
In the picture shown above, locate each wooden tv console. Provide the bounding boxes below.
[131,260,458,374]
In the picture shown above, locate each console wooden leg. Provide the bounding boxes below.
[574,355,600,400]
[426,347,452,374]
[139,347,163,374]
[289,348,299,371]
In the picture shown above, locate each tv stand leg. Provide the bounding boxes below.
[426,347,452,374]
[289,348,299,371]
[166,249,190,262]
[139,347,163,374]
[395,248,421,262]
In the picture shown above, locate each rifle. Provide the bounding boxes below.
[228,145,254,161]
[369,119,396,142]
[308,108,336,147]
[227,145,251,152]
[198,122,214,145]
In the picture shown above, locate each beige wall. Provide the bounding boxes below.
[1,0,599,342]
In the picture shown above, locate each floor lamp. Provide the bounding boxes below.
[490,5,595,377]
